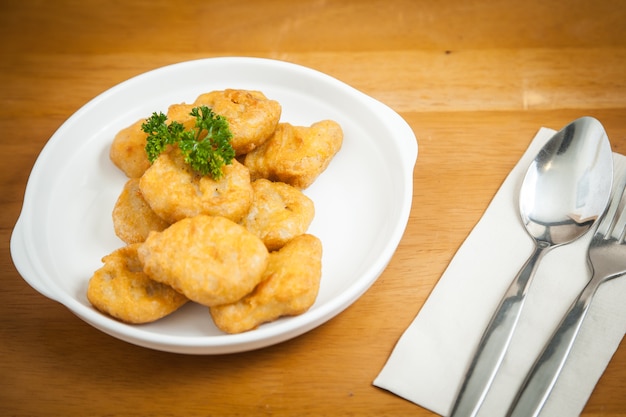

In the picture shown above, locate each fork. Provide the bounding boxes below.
[506,164,626,417]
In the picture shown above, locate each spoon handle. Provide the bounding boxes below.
[449,244,548,417]
[505,278,596,417]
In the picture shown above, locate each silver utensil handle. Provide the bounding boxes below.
[450,245,548,417]
[506,278,598,417]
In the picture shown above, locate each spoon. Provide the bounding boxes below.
[449,116,613,417]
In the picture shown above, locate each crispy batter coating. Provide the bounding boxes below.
[244,120,343,189]
[87,244,188,324]
[137,215,269,307]
[194,89,281,155]
[241,179,315,251]
[210,234,323,334]
[166,102,193,123]
[165,102,199,131]
[112,178,170,244]
[109,118,151,178]
[139,150,253,223]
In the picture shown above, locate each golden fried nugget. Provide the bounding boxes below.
[139,150,253,223]
[244,120,343,189]
[210,234,322,334]
[109,119,151,178]
[87,244,188,324]
[112,178,170,244]
[138,215,269,307]
[194,89,281,155]
[241,179,315,251]
[165,102,197,130]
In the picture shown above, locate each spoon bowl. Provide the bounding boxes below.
[520,117,614,245]
[450,116,613,417]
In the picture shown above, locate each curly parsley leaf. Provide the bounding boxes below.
[141,106,234,179]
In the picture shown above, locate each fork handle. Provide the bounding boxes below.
[449,244,548,417]
[506,278,597,417]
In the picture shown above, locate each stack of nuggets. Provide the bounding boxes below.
[87,89,343,333]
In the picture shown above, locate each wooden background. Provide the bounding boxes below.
[1,1,625,416]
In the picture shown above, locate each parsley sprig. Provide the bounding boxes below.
[142,106,235,179]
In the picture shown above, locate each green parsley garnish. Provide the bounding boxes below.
[141,105,235,179]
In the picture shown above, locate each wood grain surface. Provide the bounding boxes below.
[1,1,625,416]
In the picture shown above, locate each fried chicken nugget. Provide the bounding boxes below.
[244,120,343,189]
[241,179,315,251]
[138,215,269,307]
[109,118,151,178]
[210,234,322,334]
[165,102,199,130]
[139,149,253,223]
[194,89,281,155]
[112,178,170,244]
[87,244,188,324]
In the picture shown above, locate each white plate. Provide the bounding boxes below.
[10,57,417,354]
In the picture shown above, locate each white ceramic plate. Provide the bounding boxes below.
[10,57,417,354]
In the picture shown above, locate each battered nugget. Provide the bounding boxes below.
[241,179,315,251]
[139,149,253,223]
[138,215,269,307]
[165,102,199,131]
[109,118,151,178]
[87,244,188,324]
[112,178,170,244]
[194,89,281,155]
[244,120,343,189]
[210,234,323,334]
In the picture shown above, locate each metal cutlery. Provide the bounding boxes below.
[506,164,626,417]
[449,117,613,417]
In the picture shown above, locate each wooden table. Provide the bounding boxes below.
[1,1,625,415]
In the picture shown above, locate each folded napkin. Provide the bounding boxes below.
[374,127,626,417]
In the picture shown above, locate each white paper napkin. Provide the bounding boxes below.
[374,127,626,417]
